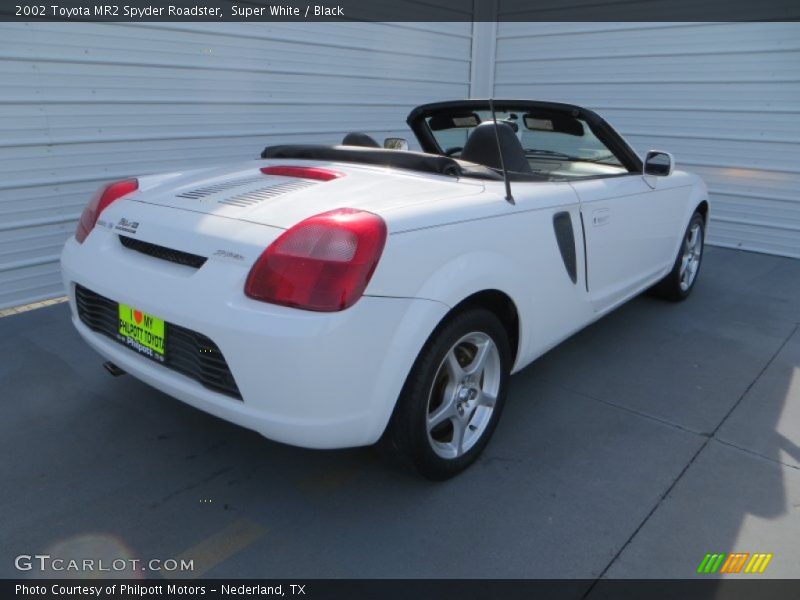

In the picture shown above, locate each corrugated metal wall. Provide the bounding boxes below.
[495,22,800,258]
[0,21,472,309]
[2,21,798,308]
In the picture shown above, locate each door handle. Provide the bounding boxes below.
[591,208,611,227]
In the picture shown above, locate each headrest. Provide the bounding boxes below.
[460,122,532,174]
[342,132,381,148]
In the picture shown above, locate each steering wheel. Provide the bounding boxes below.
[444,146,463,157]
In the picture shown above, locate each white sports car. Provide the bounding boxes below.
[61,100,708,479]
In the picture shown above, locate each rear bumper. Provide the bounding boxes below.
[60,233,448,449]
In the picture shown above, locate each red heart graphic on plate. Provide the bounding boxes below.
[133,310,143,324]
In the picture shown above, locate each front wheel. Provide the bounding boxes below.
[652,211,705,301]
[383,308,511,480]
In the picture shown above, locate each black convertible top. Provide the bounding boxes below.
[261,144,504,180]
[260,98,642,180]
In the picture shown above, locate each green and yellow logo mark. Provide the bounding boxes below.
[697,552,772,574]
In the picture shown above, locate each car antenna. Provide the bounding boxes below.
[489,98,514,205]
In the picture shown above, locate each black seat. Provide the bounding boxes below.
[459,122,532,174]
[342,132,381,148]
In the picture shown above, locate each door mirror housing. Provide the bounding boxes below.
[384,137,409,151]
[644,150,674,177]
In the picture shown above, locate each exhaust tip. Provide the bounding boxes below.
[103,361,126,377]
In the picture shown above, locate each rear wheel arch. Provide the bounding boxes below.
[439,289,520,366]
[416,289,522,365]
[381,299,515,479]
[378,288,520,443]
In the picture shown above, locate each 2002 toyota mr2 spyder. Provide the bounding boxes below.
[61,99,709,479]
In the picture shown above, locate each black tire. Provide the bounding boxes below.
[382,308,512,480]
[652,212,705,302]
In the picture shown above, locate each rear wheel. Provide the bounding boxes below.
[652,212,705,301]
[383,308,511,480]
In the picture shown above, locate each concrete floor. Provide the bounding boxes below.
[1,246,799,581]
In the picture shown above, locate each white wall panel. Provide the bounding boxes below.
[495,22,800,258]
[0,20,472,308]
[2,20,797,309]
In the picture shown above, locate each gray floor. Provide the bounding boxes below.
[1,246,799,581]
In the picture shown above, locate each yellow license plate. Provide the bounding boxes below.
[118,303,165,359]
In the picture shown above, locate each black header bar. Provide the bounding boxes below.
[1,0,798,22]
[6,579,800,600]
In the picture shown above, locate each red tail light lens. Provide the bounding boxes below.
[260,165,343,181]
[75,179,138,243]
[245,208,387,312]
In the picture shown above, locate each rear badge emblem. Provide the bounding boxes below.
[213,249,245,262]
[115,217,139,234]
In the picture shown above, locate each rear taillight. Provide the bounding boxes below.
[75,179,138,243]
[260,165,343,181]
[245,208,387,312]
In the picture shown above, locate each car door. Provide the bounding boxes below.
[571,174,687,313]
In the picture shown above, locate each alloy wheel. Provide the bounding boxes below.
[679,222,703,292]
[426,331,501,459]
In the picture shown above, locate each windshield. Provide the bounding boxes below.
[426,109,626,176]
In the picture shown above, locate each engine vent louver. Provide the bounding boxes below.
[175,176,264,199]
[218,180,318,208]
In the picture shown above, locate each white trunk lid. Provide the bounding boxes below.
[131,160,484,230]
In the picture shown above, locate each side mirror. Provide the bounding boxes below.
[644,150,674,177]
[384,137,409,151]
